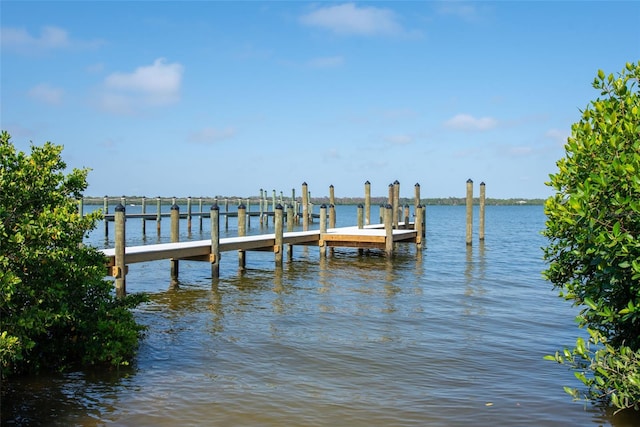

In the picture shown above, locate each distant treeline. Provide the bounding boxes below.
[83,196,545,206]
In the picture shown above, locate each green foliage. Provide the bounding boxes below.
[543,61,640,412]
[0,131,146,377]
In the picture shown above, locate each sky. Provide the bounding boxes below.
[1,1,639,200]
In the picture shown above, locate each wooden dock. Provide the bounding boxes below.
[102,202,424,297]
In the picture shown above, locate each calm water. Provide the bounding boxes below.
[3,204,638,426]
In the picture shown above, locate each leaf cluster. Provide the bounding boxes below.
[543,61,640,412]
[0,131,146,377]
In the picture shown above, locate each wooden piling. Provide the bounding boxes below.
[170,204,180,282]
[393,180,400,229]
[225,199,229,229]
[384,203,394,256]
[479,181,486,241]
[187,196,192,234]
[199,198,203,231]
[357,204,364,229]
[274,204,284,267]
[238,203,246,270]
[329,185,335,206]
[302,182,309,231]
[104,196,109,237]
[466,179,473,246]
[141,196,146,235]
[287,204,294,261]
[364,181,371,225]
[114,203,126,297]
[320,204,327,257]
[329,203,336,229]
[210,204,220,278]
[403,204,410,229]
[415,204,424,250]
[156,197,162,236]
[414,183,420,211]
[379,203,385,224]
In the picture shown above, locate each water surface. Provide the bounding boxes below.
[3,205,637,426]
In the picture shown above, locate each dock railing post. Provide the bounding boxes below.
[210,204,220,278]
[114,203,126,298]
[320,204,327,257]
[364,180,371,225]
[415,204,424,250]
[384,203,394,256]
[466,179,473,246]
[170,203,180,283]
[274,204,284,267]
[479,182,486,242]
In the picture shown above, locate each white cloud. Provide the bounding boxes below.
[444,114,497,131]
[187,127,236,144]
[28,83,64,105]
[98,58,184,114]
[1,26,103,54]
[306,56,344,68]
[300,3,403,36]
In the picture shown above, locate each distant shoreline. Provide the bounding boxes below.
[82,196,545,206]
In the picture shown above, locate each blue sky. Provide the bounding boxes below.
[2,1,639,200]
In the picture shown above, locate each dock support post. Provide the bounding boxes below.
[393,180,400,229]
[187,196,192,234]
[357,203,364,255]
[225,199,229,230]
[379,203,384,224]
[479,182,486,241]
[329,204,336,229]
[199,198,203,231]
[114,203,126,298]
[320,204,327,257]
[170,203,180,283]
[415,204,424,250]
[404,204,410,229]
[141,196,146,235]
[210,204,220,278]
[329,185,335,207]
[238,204,246,270]
[104,196,109,237]
[302,182,309,231]
[414,183,421,212]
[275,204,284,267]
[156,197,162,236]
[287,204,294,261]
[384,203,394,256]
[364,181,371,225]
[466,179,473,246]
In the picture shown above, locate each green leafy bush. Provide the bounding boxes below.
[0,131,146,377]
[543,62,640,412]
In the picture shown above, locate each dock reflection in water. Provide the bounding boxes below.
[3,206,638,426]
